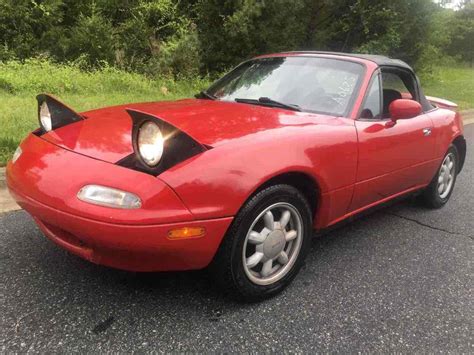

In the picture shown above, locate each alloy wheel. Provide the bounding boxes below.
[438,153,456,199]
[242,202,303,286]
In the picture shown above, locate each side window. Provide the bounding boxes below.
[381,69,418,117]
[360,74,381,119]
[382,72,412,99]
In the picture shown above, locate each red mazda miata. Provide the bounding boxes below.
[7,52,466,300]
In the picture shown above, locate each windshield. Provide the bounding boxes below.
[206,56,364,116]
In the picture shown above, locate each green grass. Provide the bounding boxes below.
[0,60,473,166]
[421,65,474,111]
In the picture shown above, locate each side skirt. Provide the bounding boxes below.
[315,185,425,236]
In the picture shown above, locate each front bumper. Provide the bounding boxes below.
[7,134,233,271]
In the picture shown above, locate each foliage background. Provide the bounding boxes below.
[0,0,473,75]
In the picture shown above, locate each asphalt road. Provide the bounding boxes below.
[1,126,473,353]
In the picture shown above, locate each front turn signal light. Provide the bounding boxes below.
[168,227,206,240]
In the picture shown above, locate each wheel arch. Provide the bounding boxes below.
[452,135,466,173]
[247,171,321,219]
[209,170,320,273]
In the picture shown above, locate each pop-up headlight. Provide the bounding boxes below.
[117,109,207,176]
[36,94,84,133]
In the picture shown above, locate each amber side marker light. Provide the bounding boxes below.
[168,227,206,240]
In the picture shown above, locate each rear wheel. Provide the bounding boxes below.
[420,145,458,208]
[210,184,312,302]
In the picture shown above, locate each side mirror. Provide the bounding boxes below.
[388,99,422,123]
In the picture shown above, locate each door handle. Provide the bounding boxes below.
[422,128,432,136]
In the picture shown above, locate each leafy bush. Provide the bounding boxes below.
[1,0,473,73]
[144,24,201,78]
[0,0,62,60]
[100,0,200,76]
[446,3,474,65]
[64,9,117,68]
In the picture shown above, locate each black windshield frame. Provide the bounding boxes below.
[205,56,367,117]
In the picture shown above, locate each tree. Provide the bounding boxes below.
[447,2,474,64]
[0,0,63,60]
[194,0,308,72]
[0,0,471,73]
[310,0,436,68]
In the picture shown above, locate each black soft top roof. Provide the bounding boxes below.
[280,51,413,71]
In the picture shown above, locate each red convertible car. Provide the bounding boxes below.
[7,52,466,300]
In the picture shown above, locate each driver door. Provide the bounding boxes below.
[349,68,436,212]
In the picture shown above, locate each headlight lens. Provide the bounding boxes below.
[39,101,52,132]
[138,121,164,166]
[77,185,142,209]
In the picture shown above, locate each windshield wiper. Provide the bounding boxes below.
[195,90,216,100]
[235,97,301,111]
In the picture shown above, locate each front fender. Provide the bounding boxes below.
[160,119,358,220]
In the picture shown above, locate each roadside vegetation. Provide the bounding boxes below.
[422,65,474,110]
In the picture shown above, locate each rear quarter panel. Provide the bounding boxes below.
[428,107,464,159]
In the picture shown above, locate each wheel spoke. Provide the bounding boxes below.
[246,252,264,268]
[285,230,297,241]
[448,161,454,171]
[438,183,445,194]
[261,259,273,277]
[277,251,289,265]
[248,231,265,245]
[438,174,444,183]
[263,211,275,230]
[280,210,291,229]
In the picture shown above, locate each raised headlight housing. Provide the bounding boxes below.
[117,109,207,176]
[36,94,83,133]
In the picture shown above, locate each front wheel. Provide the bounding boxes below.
[420,145,459,208]
[210,184,312,302]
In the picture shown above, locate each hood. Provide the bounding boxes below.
[40,99,331,164]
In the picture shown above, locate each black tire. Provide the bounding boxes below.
[420,144,459,209]
[209,184,313,302]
